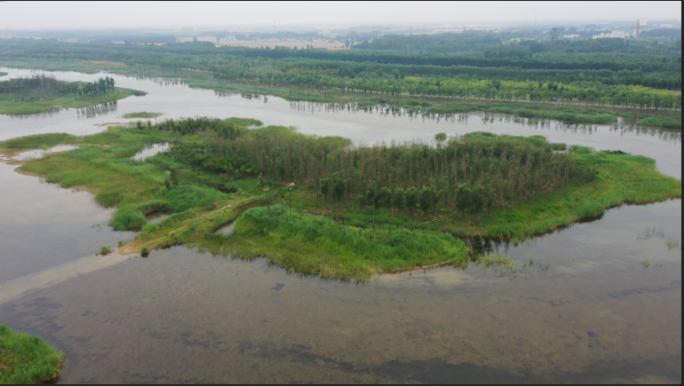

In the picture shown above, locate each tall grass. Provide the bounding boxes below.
[640,117,681,129]
[0,324,64,384]
[221,205,471,280]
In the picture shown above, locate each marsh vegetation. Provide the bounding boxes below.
[1,114,679,280]
[0,325,64,384]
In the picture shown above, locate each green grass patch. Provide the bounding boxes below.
[0,325,64,384]
[640,117,681,129]
[122,112,162,119]
[222,205,470,281]
[569,145,594,154]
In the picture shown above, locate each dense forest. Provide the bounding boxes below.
[0,37,679,109]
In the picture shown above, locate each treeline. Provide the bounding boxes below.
[209,56,681,90]
[212,60,681,109]
[0,75,115,98]
[153,117,247,139]
[163,121,595,212]
[356,32,681,56]
[0,38,680,88]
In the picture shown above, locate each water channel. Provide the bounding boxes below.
[0,67,680,383]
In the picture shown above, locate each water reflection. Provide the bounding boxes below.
[15,144,79,161]
[76,101,118,119]
[131,142,171,161]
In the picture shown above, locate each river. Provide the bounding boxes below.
[0,67,680,383]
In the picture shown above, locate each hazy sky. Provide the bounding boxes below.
[2,1,681,30]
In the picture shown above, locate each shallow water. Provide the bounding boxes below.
[0,67,680,383]
[131,142,170,162]
[14,144,80,161]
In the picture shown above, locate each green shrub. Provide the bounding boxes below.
[569,145,594,154]
[110,209,147,230]
[165,185,227,213]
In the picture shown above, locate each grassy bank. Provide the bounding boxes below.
[639,116,682,129]
[2,59,679,127]
[0,325,64,384]
[0,87,141,115]
[1,120,679,280]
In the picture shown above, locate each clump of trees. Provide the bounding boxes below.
[153,117,247,139]
[0,75,116,100]
[77,77,115,97]
[159,117,597,212]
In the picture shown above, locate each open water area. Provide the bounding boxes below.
[0,67,680,383]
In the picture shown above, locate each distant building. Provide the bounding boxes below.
[660,24,673,28]
[563,34,581,39]
[592,31,631,39]
[509,38,535,42]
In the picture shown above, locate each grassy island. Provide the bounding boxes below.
[0,117,679,280]
[0,325,64,384]
[0,74,142,115]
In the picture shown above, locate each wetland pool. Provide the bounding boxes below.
[0,67,680,383]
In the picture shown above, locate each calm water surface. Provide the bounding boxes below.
[0,68,680,383]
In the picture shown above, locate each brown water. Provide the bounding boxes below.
[0,67,680,383]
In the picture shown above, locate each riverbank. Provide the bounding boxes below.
[0,119,679,280]
[1,60,680,128]
[0,325,64,384]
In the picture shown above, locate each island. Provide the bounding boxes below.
[0,74,143,115]
[0,117,680,281]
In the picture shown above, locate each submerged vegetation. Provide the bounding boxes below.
[0,115,679,280]
[0,325,64,384]
[122,111,162,119]
[0,74,140,115]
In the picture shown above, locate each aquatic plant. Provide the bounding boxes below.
[101,246,112,255]
[122,112,162,119]
[141,247,149,257]
[0,325,64,384]
[471,253,516,278]
[637,225,666,240]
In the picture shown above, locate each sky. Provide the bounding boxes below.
[1,1,681,30]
